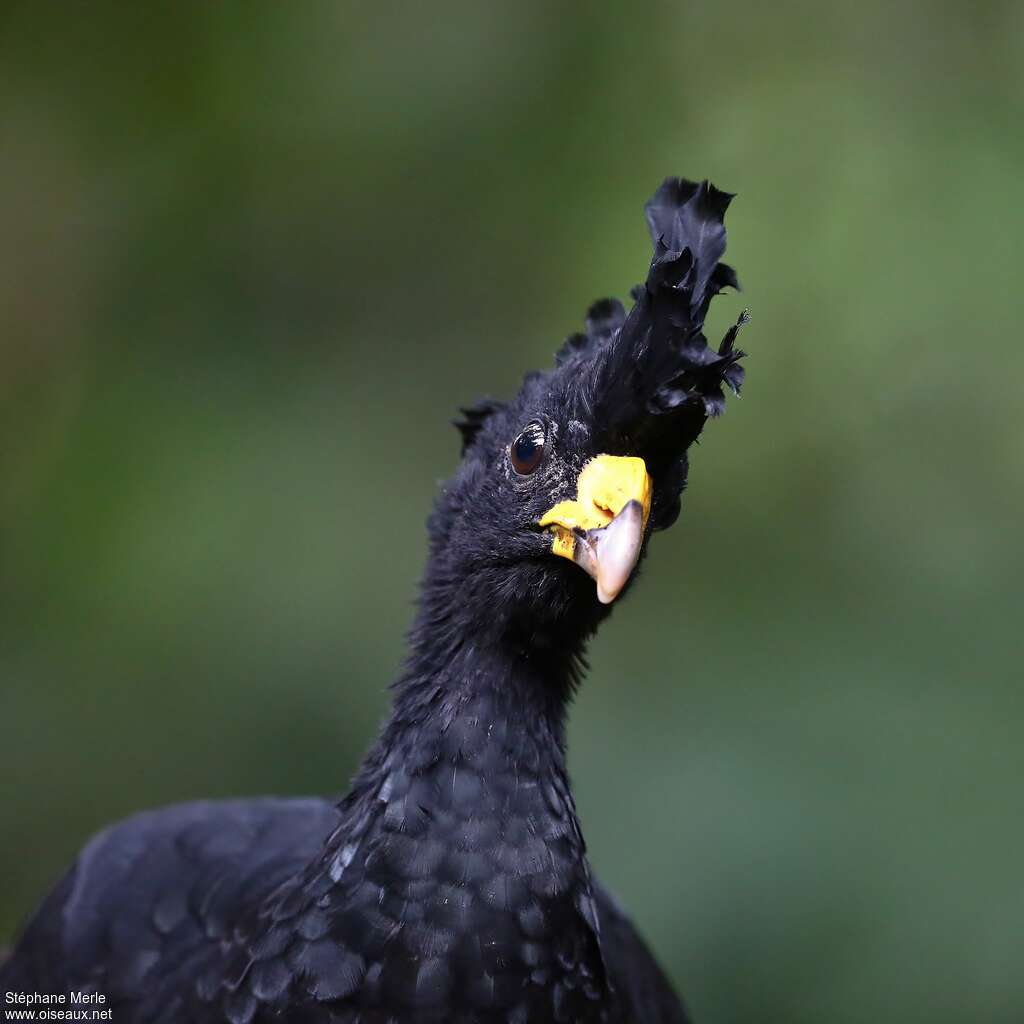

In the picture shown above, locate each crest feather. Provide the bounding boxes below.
[453,398,505,454]
[555,298,626,366]
[610,177,748,430]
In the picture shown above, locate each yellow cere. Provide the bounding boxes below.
[538,455,652,559]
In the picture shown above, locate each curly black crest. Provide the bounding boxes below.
[576,177,747,431]
[634,177,747,420]
[462,177,748,461]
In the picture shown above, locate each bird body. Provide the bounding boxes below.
[2,178,748,1023]
[4,660,678,1022]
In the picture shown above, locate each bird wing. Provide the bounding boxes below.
[595,880,692,1024]
[0,797,341,1010]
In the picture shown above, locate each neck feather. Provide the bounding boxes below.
[346,634,580,821]
[246,580,608,1018]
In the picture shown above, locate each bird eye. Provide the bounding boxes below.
[509,422,545,475]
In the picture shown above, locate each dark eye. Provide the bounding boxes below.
[510,422,545,475]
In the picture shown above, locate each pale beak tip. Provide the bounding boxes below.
[588,499,645,605]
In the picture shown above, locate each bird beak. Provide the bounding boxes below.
[538,455,652,604]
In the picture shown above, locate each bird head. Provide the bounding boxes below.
[423,178,748,650]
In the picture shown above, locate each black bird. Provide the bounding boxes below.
[1,177,748,1023]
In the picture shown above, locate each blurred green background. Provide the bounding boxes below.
[2,2,1022,1021]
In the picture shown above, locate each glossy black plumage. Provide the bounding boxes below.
[1,178,747,1022]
